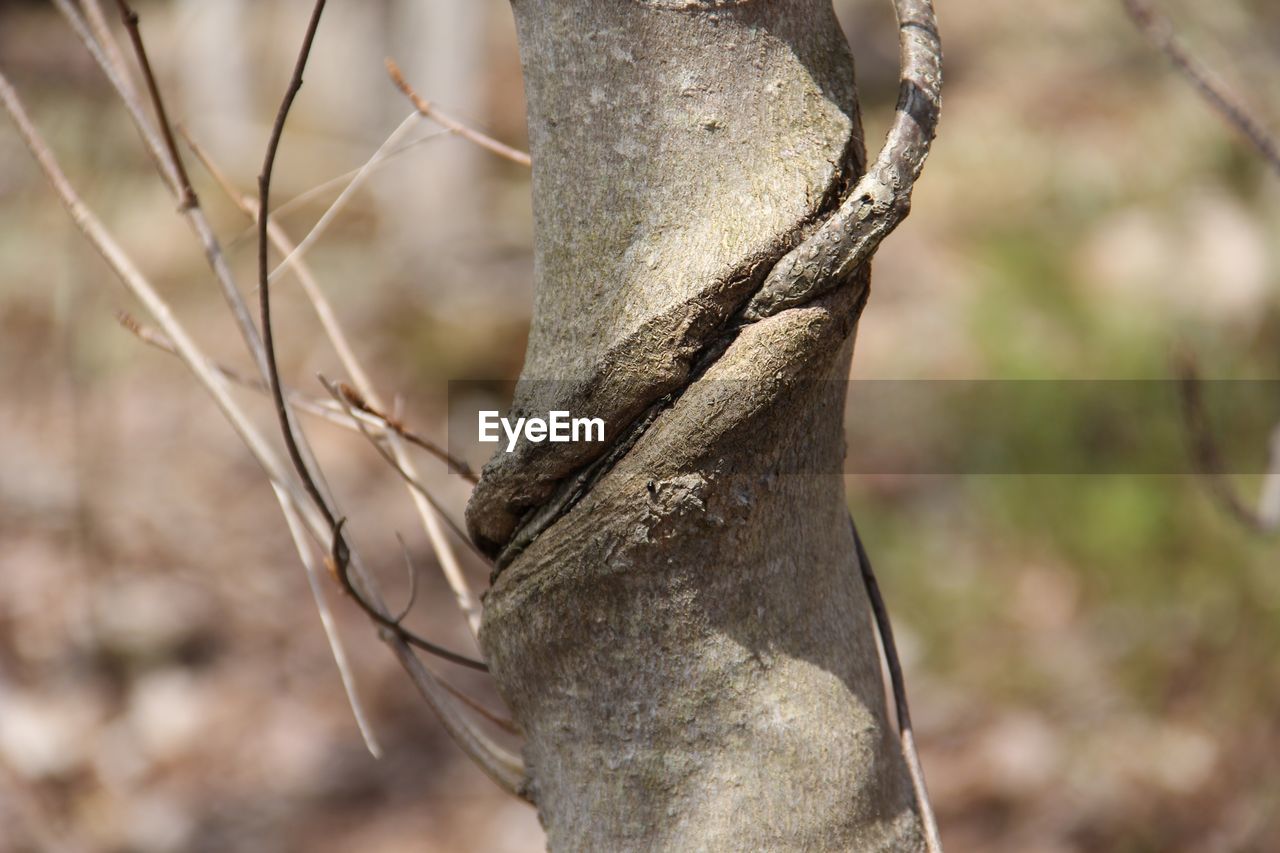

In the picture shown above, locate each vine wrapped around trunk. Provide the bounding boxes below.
[467,0,941,847]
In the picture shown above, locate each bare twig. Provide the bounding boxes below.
[113,0,198,209]
[388,639,528,799]
[179,126,384,397]
[320,377,489,565]
[1176,353,1279,533]
[386,57,532,167]
[267,128,452,221]
[849,516,943,853]
[321,522,486,671]
[268,112,421,283]
[0,68,308,548]
[80,0,139,103]
[256,2,490,667]
[18,12,509,768]
[59,12,372,613]
[1122,0,1280,177]
[117,310,381,435]
[53,0,179,194]
[257,0,334,535]
[282,495,384,757]
[392,533,421,624]
[337,381,477,483]
[437,677,520,736]
[391,537,520,735]
[380,435,484,633]
[67,0,353,553]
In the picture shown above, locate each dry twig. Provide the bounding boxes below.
[53,0,264,368]
[251,38,487,663]
[81,0,139,102]
[1176,354,1280,533]
[267,128,452,221]
[319,377,488,565]
[1122,0,1280,176]
[267,112,421,283]
[113,0,199,209]
[336,381,477,483]
[15,0,522,784]
[850,517,943,853]
[117,310,382,435]
[256,27,531,800]
[386,58,532,167]
[33,1,505,748]
[388,639,528,798]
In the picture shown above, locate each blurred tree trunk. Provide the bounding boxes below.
[467,1,924,847]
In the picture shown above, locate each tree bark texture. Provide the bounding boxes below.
[467,1,937,848]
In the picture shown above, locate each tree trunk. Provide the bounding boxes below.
[467,1,929,847]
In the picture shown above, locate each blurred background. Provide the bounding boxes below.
[0,0,1277,850]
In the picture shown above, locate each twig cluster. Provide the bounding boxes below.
[2,0,528,793]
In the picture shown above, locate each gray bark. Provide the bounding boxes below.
[468,1,939,848]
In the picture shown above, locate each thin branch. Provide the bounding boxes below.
[380,434,484,633]
[387,640,528,799]
[53,0,180,196]
[437,676,521,736]
[179,126,383,396]
[113,0,198,209]
[6,44,498,778]
[392,532,421,625]
[80,0,139,103]
[321,521,486,671]
[257,0,341,558]
[386,57,532,167]
[1122,0,1280,177]
[391,537,520,734]
[320,376,490,566]
[0,66,310,543]
[849,516,943,853]
[743,0,942,320]
[1175,353,1279,534]
[256,3,489,666]
[117,310,380,435]
[267,128,452,222]
[337,381,477,484]
[267,112,422,284]
[282,492,384,757]
[183,122,478,486]
[65,0,354,560]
